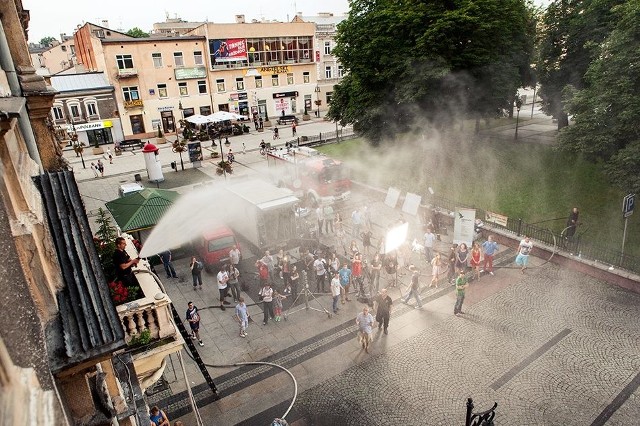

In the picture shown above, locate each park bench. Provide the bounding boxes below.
[277,115,299,125]
[117,138,144,151]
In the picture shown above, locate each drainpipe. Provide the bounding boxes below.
[0,19,43,170]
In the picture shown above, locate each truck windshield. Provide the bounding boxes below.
[208,236,235,252]
[319,164,348,183]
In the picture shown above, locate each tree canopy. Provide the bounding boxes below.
[328,0,535,143]
[557,1,640,193]
[536,0,624,129]
[126,27,150,38]
[39,36,56,47]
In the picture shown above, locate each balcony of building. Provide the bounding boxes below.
[116,67,138,79]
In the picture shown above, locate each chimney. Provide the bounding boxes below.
[235,15,245,24]
[101,20,109,28]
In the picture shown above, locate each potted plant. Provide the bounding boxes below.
[216,160,233,175]
[303,105,311,121]
[92,138,104,155]
[156,126,166,144]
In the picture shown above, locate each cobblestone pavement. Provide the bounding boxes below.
[240,264,640,425]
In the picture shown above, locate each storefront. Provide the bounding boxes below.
[157,106,176,133]
[67,120,115,146]
[273,91,299,116]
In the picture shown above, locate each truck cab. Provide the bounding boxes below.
[195,226,239,272]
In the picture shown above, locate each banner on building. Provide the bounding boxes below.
[453,208,476,247]
[485,210,508,227]
[210,39,247,63]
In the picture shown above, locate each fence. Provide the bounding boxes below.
[429,195,640,274]
[297,126,357,147]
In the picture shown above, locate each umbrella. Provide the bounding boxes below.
[208,111,248,121]
[185,114,213,125]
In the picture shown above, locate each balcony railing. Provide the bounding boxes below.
[117,68,138,78]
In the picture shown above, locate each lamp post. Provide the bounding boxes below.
[514,97,523,140]
[314,85,321,118]
[69,122,85,169]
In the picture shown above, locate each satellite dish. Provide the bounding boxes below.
[292,179,302,189]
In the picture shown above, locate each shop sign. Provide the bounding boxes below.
[237,92,248,101]
[259,65,291,74]
[124,99,143,109]
[66,120,113,132]
[158,106,174,112]
[273,91,299,99]
[175,67,207,80]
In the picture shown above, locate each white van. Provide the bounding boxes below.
[118,183,144,197]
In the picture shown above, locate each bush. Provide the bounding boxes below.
[128,329,151,347]
[108,280,141,304]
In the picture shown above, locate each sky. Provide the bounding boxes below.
[23,0,351,43]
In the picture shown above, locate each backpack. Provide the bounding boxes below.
[195,261,204,272]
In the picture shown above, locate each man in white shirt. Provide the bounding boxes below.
[330,272,341,314]
[217,268,230,310]
[515,236,533,273]
[423,228,436,262]
[313,255,327,293]
[229,245,241,268]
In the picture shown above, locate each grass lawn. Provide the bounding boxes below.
[318,137,640,257]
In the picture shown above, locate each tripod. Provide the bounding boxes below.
[284,270,332,320]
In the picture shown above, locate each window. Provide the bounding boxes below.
[338,65,345,78]
[255,76,262,88]
[200,106,211,116]
[122,86,140,102]
[324,41,331,55]
[303,72,310,83]
[216,79,226,92]
[326,92,333,104]
[157,83,168,98]
[174,52,184,67]
[178,82,188,96]
[197,80,207,94]
[287,73,294,85]
[194,51,203,65]
[325,66,333,79]
[236,78,245,91]
[116,54,134,70]
[271,74,279,86]
[152,53,163,68]
[52,106,64,120]
[69,104,81,118]
[86,102,98,116]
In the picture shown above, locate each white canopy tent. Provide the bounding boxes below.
[208,111,248,121]
[185,114,214,125]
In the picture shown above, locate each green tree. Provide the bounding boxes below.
[126,27,150,38]
[536,0,624,129]
[94,208,118,281]
[557,1,640,192]
[328,0,534,143]
[39,36,56,47]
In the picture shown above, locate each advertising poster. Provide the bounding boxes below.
[384,187,401,209]
[210,39,247,63]
[402,192,422,216]
[453,208,476,247]
[188,141,203,163]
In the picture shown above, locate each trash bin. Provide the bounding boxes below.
[134,173,141,182]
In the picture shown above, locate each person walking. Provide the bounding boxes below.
[159,250,178,278]
[448,244,458,283]
[370,253,382,292]
[516,236,533,273]
[258,282,274,325]
[106,147,113,164]
[96,159,105,177]
[90,162,99,178]
[273,126,279,140]
[292,122,297,136]
[217,267,230,311]
[235,297,249,338]
[402,267,422,309]
[356,306,375,353]
[454,271,468,316]
[273,289,286,321]
[189,256,203,289]
[185,302,204,346]
[374,288,392,334]
[330,271,341,314]
[481,235,498,276]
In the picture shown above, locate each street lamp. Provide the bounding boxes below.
[69,122,85,169]
[314,85,321,118]
[514,96,523,140]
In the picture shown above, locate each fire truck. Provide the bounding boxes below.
[266,145,351,206]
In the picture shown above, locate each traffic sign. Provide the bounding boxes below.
[623,193,635,218]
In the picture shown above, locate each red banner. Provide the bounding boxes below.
[210,39,247,63]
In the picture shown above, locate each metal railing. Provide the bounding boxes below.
[428,195,640,274]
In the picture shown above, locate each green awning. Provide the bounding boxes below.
[105,188,180,232]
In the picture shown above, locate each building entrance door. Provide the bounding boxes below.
[130,115,145,134]
[161,111,175,133]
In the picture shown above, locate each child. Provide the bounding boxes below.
[235,297,249,338]
[273,290,287,321]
